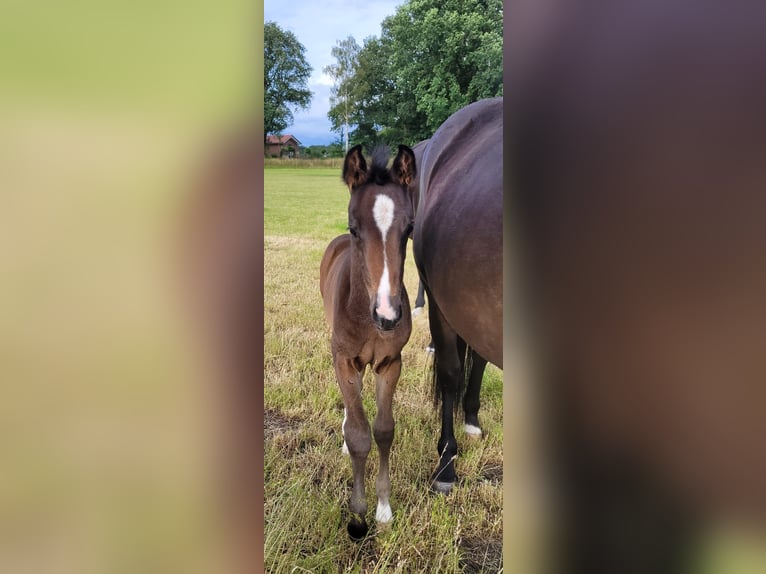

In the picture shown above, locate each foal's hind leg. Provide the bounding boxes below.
[334,356,371,540]
[373,355,401,524]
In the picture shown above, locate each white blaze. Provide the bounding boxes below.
[373,194,396,320]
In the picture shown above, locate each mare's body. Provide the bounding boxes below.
[511,2,766,571]
[413,98,503,492]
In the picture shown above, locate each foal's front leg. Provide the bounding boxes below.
[334,355,370,540]
[373,354,401,524]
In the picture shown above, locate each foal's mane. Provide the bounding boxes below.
[368,146,393,186]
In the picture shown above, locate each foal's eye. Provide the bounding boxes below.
[348,226,359,238]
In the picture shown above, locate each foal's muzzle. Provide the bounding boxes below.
[372,305,402,331]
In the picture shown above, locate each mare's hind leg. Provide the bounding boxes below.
[372,354,401,524]
[464,352,487,438]
[334,355,371,540]
[458,340,487,438]
[428,300,462,494]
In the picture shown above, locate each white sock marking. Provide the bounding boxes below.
[375,501,393,523]
[373,194,396,321]
[464,424,482,437]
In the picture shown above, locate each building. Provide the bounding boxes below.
[265,134,302,158]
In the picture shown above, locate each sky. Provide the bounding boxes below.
[264,0,403,146]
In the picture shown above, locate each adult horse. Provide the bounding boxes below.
[413,98,503,493]
[320,144,417,540]
[510,1,766,571]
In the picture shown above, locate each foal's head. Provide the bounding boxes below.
[343,144,417,331]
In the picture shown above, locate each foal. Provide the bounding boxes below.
[320,144,416,540]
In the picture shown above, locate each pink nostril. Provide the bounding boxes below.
[376,299,397,321]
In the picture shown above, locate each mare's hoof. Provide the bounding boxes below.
[412,306,424,317]
[431,479,456,494]
[347,518,368,541]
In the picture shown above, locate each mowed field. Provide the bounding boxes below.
[264,165,506,573]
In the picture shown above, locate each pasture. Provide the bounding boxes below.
[264,165,506,572]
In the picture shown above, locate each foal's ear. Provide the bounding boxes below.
[342,145,368,191]
[391,145,416,188]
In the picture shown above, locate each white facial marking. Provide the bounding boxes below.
[375,501,393,523]
[373,194,397,321]
[464,424,483,437]
[373,193,394,233]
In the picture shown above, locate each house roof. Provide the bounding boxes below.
[266,134,302,146]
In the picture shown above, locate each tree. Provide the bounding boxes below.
[327,0,503,147]
[382,0,503,139]
[264,22,313,141]
[326,35,396,151]
[324,37,360,153]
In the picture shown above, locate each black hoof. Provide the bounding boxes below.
[347,518,368,541]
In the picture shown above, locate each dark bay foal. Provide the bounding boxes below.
[320,144,416,539]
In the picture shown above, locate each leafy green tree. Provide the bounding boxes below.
[324,37,360,152]
[264,22,312,140]
[327,0,502,147]
[382,0,503,139]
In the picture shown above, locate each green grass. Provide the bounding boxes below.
[264,167,505,573]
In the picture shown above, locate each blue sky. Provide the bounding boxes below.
[264,0,403,146]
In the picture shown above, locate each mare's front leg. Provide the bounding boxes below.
[334,355,370,540]
[372,354,401,524]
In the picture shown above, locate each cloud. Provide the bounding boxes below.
[314,73,335,88]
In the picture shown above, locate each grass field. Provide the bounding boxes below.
[264,167,506,573]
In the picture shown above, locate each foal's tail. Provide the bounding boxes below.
[430,341,473,416]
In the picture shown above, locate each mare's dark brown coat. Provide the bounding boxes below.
[413,98,503,492]
[415,98,503,367]
[510,1,766,571]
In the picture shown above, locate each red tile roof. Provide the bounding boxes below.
[266,134,301,145]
